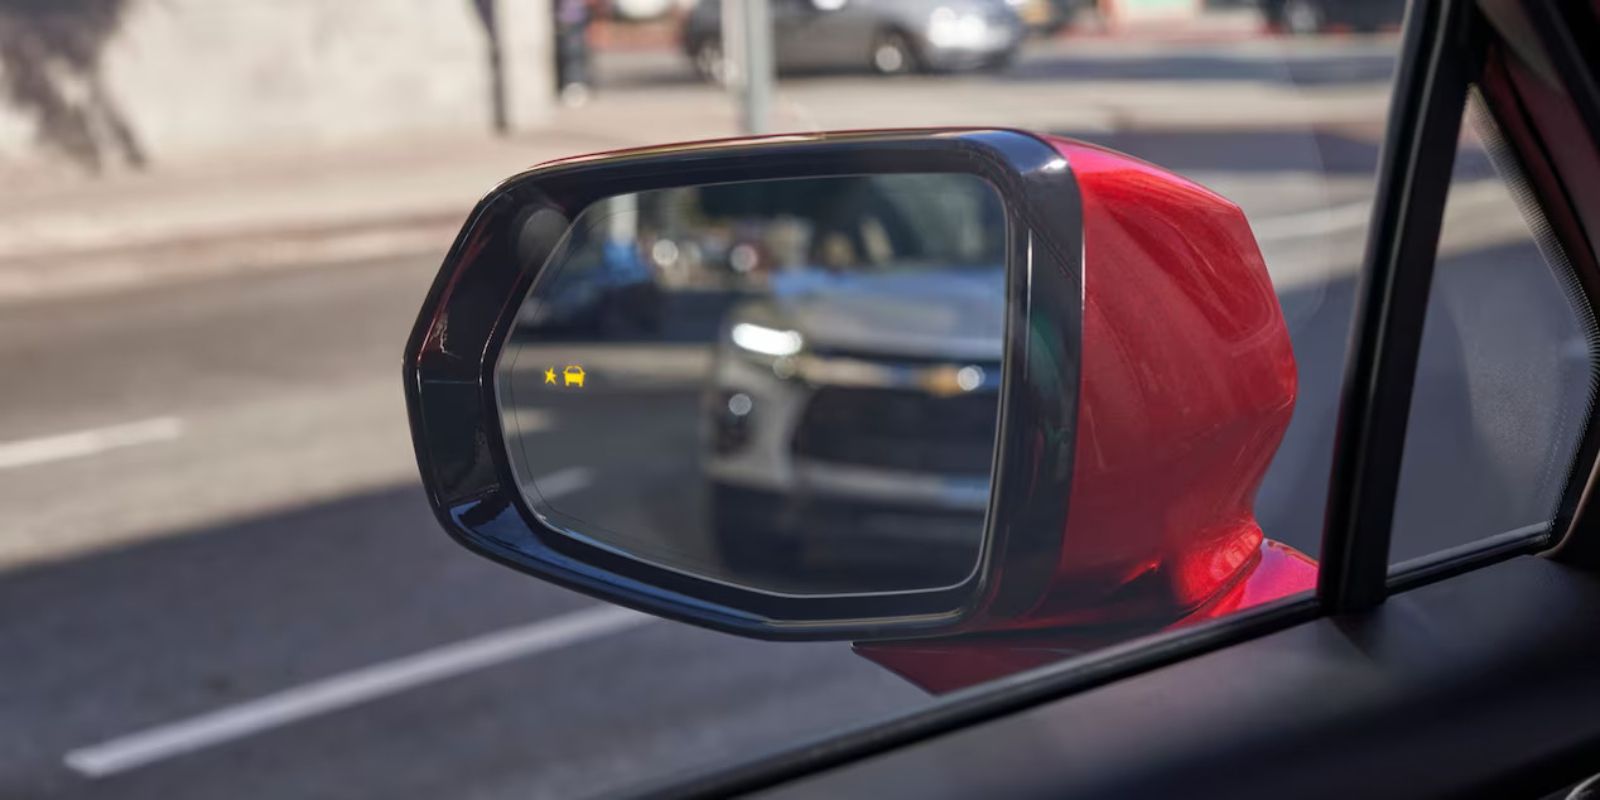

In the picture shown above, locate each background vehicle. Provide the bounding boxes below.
[682,0,1026,79]
[704,264,1005,572]
[514,233,664,335]
[1258,0,1405,34]
[690,174,1007,573]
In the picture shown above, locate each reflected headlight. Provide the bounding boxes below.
[928,6,989,47]
[731,322,804,357]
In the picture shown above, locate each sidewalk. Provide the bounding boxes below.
[0,124,669,305]
[0,16,1393,306]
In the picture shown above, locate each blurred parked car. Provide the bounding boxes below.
[515,239,664,335]
[1259,0,1404,34]
[702,264,1004,569]
[683,0,1026,80]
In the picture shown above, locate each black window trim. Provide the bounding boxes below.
[752,555,1600,800]
[636,592,1325,800]
[1315,0,1485,613]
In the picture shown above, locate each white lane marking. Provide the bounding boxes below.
[0,223,456,306]
[0,417,184,471]
[64,605,652,778]
[532,466,593,500]
[1252,180,1512,244]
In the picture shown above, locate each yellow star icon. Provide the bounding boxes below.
[544,367,557,385]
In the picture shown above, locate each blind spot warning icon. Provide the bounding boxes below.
[563,365,586,387]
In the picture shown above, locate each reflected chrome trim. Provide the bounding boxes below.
[795,353,1002,394]
[795,460,992,510]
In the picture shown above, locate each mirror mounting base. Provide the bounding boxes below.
[852,540,1317,694]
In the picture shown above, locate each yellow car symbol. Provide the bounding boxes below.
[562,365,586,388]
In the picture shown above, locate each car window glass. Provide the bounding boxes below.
[496,174,1007,595]
[1388,96,1599,564]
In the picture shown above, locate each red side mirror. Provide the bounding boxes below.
[854,137,1315,691]
[404,129,1315,690]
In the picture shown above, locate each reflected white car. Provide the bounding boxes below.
[701,265,1005,565]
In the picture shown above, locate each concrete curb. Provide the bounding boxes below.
[0,210,465,305]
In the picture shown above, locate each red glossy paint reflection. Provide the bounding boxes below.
[858,137,1313,692]
[1025,137,1301,627]
[857,543,1316,694]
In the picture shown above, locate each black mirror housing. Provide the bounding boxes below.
[404,129,1085,640]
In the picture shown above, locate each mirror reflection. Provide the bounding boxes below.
[496,173,1008,595]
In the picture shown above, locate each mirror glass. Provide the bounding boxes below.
[495,173,1008,596]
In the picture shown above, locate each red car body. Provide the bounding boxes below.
[859,137,1317,693]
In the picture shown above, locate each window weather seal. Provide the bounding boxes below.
[1387,521,1549,594]
[628,593,1322,800]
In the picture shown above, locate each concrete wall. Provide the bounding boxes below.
[0,0,553,174]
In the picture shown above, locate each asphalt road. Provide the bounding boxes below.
[4,35,1592,800]
[0,253,925,800]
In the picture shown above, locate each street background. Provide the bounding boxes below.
[2,1,1588,798]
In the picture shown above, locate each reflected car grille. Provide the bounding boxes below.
[792,386,999,475]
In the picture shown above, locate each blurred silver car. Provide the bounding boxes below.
[683,0,1026,80]
[702,265,1004,567]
